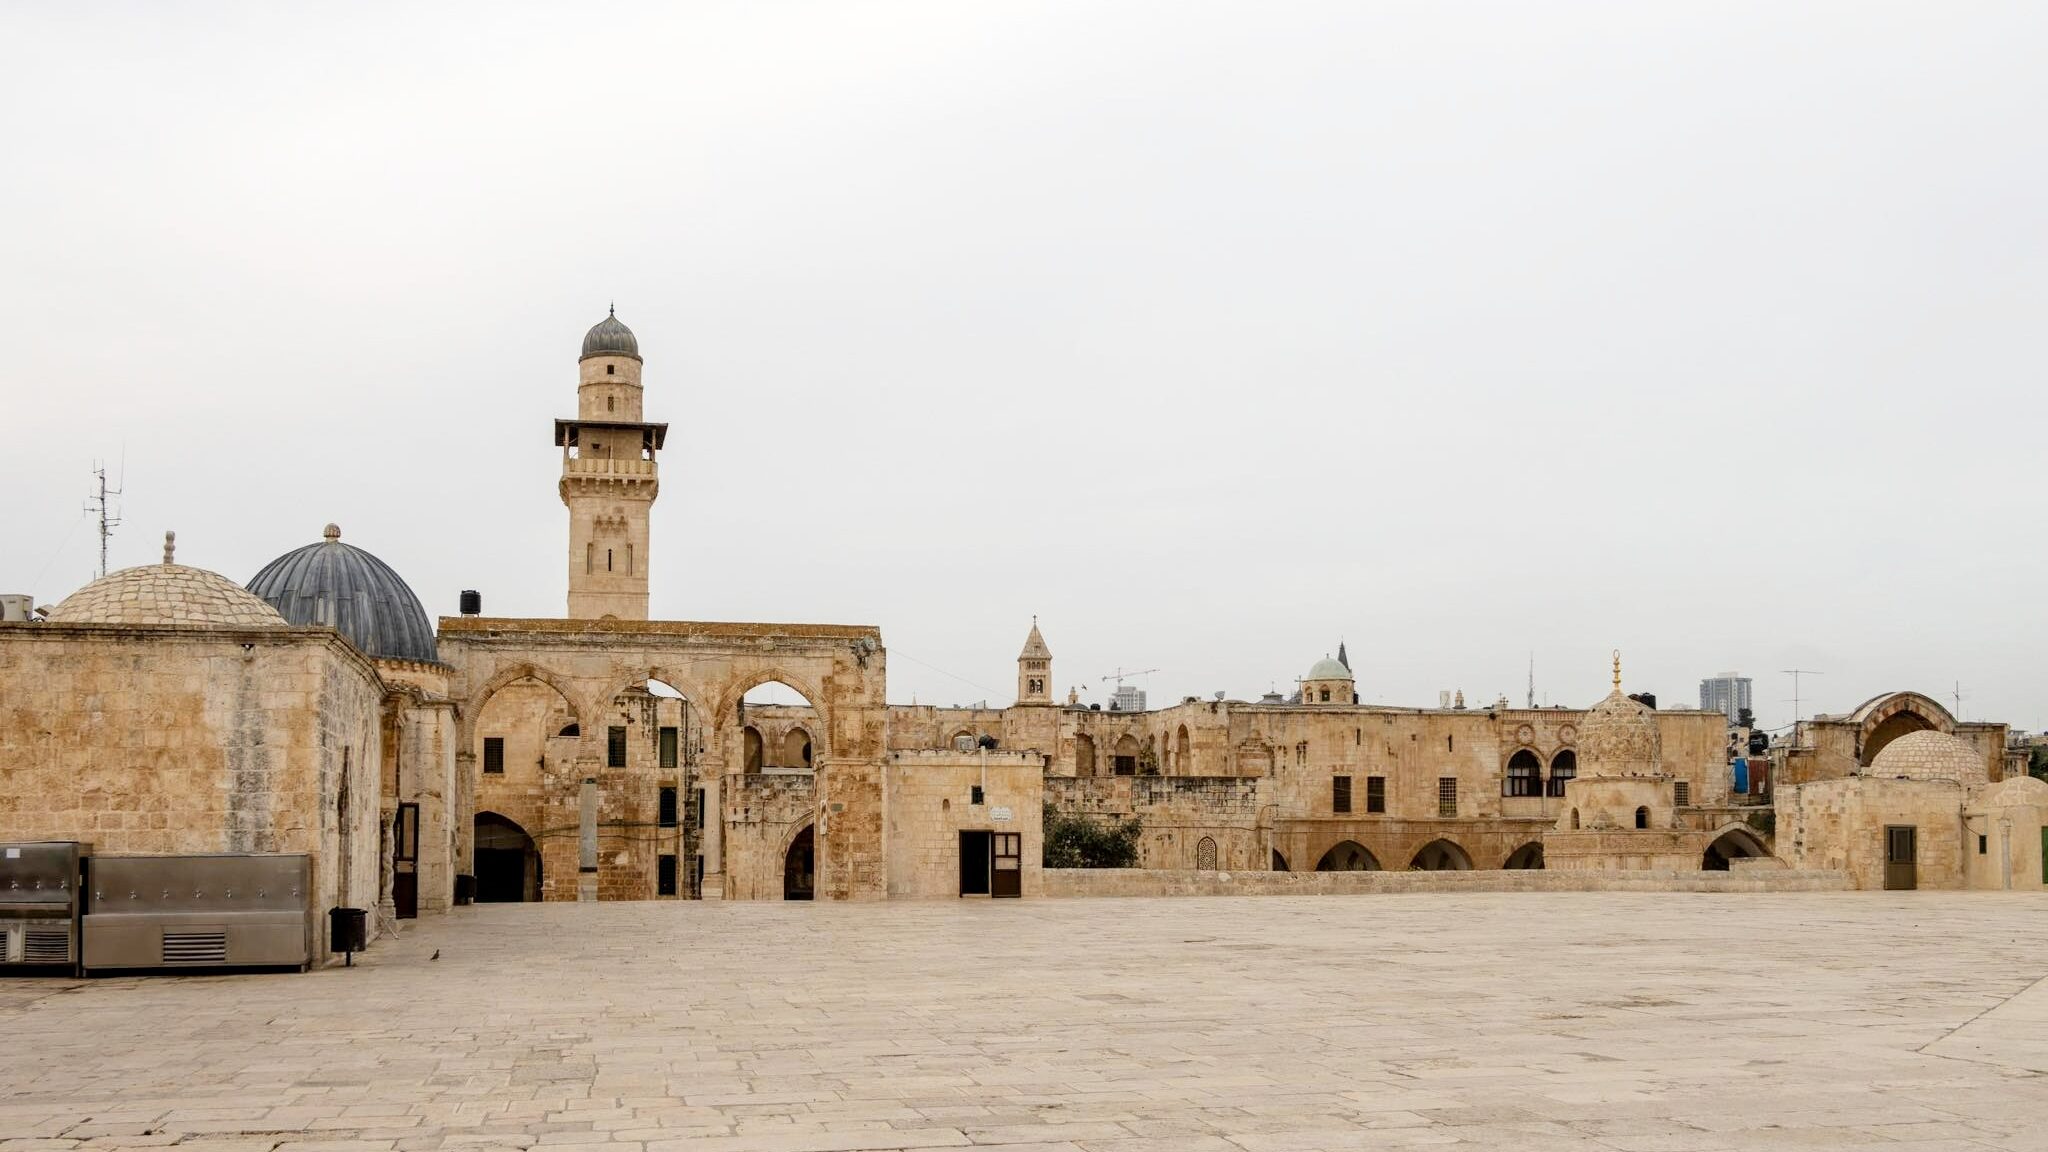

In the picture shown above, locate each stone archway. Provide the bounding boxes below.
[783,824,815,900]
[1503,842,1545,869]
[1703,826,1769,871]
[474,812,540,902]
[1410,839,1472,871]
[1317,841,1380,871]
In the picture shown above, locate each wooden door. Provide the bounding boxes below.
[1884,825,1917,891]
[991,832,1022,898]
[958,830,992,896]
[393,802,419,918]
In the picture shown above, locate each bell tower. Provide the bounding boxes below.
[1017,618,1052,705]
[558,307,666,620]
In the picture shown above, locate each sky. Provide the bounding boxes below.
[3,2,2045,729]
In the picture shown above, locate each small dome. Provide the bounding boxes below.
[1580,689,1661,775]
[247,525,438,664]
[1305,657,1352,682]
[580,308,640,361]
[1870,730,1986,784]
[50,563,287,629]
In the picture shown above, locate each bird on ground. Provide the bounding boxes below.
[430,949,440,961]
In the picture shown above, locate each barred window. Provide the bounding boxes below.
[1673,780,1691,808]
[1332,775,1352,813]
[1438,777,1458,817]
[483,737,504,775]
[659,726,678,770]
[1366,776,1386,814]
[608,725,627,768]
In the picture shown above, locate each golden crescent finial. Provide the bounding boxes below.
[1611,649,1622,691]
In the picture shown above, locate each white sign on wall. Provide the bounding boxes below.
[990,806,1014,822]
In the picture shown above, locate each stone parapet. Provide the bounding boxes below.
[1042,867,1852,897]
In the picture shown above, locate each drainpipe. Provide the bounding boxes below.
[579,777,598,902]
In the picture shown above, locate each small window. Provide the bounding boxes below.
[657,853,677,896]
[1635,806,1650,829]
[1438,777,1457,817]
[1447,735,1454,752]
[1319,688,1330,702]
[659,726,677,769]
[1196,836,1218,871]
[1979,834,1988,855]
[607,395,615,411]
[1673,781,1691,808]
[606,363,616,376]
[607,548,613,572]
[483,737,504,774]
[1332,775,1352,814]
[1366,776,1386,814]
[659,786,678,828]
[608,725,627,768]
[970,785,985,805]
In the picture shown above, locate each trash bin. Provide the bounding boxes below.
[454,874,475,906]
[328,906,367,965]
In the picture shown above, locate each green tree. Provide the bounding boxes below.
[1042,803,1142,868]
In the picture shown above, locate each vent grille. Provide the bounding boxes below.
[162,929,228,965]
[23,926,70,964]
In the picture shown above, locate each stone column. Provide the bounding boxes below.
[579,776,599,902]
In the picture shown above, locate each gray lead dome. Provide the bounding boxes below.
[580,308,639,360]
[247,526,438,664]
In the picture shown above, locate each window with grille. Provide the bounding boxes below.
[659,786,678,828]
[483,737,504,774]
[659,726,678,769]
[657,854,677,896]
[1673,780,1691,807]
[1366,776,1386,814]
[608,725,627,768]
[1196,837,1218,870]
[1332,775,1352,813]
[1547,750,1577,797]
[1438,777,1457,817]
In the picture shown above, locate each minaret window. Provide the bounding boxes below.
[607,548,614,572]
[608,396,615,411]
[606,364,615,375]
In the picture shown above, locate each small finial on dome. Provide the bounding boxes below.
[609,301,615,317]
[1612,649,1622,691]
[162,530,176,565]
[323,523,341,542]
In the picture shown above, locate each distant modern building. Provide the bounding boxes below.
[1110,684,1147,713]
[1700,673,1752,725]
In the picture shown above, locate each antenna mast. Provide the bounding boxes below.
[1526,652,1535,709]
[1781,668,1823,728]
[83,463,123,578]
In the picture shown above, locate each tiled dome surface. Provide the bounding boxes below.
[48,564,288,628]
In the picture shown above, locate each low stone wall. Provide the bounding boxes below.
[1041,866,1853,897]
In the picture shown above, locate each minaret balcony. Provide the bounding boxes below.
[561,455,658,477]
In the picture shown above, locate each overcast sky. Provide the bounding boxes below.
[4,3,2044,728]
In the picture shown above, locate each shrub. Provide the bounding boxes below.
[1042,803,1142,868]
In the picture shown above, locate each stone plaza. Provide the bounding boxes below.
[4,891,2048,1152]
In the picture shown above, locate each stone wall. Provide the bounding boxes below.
[722,771,815,900]
[885,751,1043,898]
[0,623,384,960]
[1777,776,1966,889]
[1041,867,1853,898]
[1044,775,1265,871]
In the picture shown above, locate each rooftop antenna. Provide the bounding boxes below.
[83,462,123,578]
[1952,680,1965,720]
[1526,651,1535,709]
[1781,668,1823,727]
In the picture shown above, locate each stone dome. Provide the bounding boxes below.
[1869,730,1987,784]
[1305,657,1352,682]
[580,308,639,361]
[1579,688,1661,776]
[49,558,287,629]
[247,525,438,664]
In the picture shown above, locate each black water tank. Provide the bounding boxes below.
[459,590,481,616]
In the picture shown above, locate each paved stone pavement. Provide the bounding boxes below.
[4,892,2048,1152]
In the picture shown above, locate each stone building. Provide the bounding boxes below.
[5,309,2031,918]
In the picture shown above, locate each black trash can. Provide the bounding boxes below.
[328,906,367,965]
[454,874,475,906]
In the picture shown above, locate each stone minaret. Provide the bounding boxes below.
[559,308,667,620]
[1017,618,1052,705]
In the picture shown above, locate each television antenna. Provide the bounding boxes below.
[83,462,123,578]
[1781,668,1823,727]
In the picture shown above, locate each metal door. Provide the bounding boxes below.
[1884,825,1917,891]
[393,803,419,918]
[958,830,992,896]
[991,832,1022,898]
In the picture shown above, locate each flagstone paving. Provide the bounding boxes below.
[4,892,2048,1151]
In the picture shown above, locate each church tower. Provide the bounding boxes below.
[1017,618,1052,705]
[558,308,667,620]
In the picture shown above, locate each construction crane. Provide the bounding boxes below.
[1099,667,1160,688]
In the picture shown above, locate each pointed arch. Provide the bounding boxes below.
[1316,841,1380,871]
[1503,842,1545,870]
[1409,839,1472,871]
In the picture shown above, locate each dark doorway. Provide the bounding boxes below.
[783,825,815,900]
[393,802,419,918]
[474,812,540,902]
[1884,825,1917,890]
[992,832,1022,898]
[959,829,993,895]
